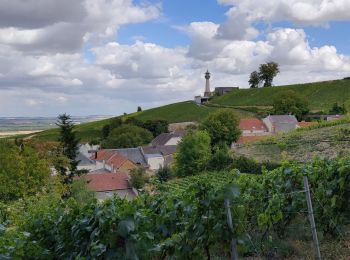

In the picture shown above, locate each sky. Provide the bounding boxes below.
[0,0,350,117]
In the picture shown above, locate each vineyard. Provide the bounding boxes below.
[1,156,350,259]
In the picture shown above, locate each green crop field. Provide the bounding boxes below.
[211,79,350,111]
[235,118,350,163]
[33,101,254,142]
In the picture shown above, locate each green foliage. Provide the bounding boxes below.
[174,130,211,177]
[1,156,350,258]
[0,140,50,202]
[273,90,309,120]
[70,179,96,206]
[329,102,347,115]
[101,124,153,148]
[137,106,142,112]
[56,113,80,184]
[201,109,241,146]
[259,61,280,87]
[141,119,169,137]
[208,145,233,171]
[130,168,148,189]
[156,165,173,182]
[249,70,260,88]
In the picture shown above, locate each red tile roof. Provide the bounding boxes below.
[92,150,130,169]
[239,118,267,131]
[82,172,131,192]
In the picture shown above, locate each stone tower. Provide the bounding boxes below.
[204,70,211,97]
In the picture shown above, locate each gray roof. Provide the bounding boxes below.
[142,145,177,156]
[266,115,298,124]
[77,152,95,166]
[150,130,187,146]
[112,148,148,167]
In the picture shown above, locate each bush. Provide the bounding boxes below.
[156,165,173,182]
[207,145,233,171]
[101,124,153,149]
[129,168,148,189]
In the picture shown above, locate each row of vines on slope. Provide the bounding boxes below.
[1,156,350,259]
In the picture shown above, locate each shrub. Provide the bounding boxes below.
[156,165,173,182]
[130,168,148,189]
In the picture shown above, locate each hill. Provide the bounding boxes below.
[33,101,255,142]
[212,79,350,111]
[234,118,350,163]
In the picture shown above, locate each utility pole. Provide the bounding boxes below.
[225,199,238,260]
[303,173,322,260]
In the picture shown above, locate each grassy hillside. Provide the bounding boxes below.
[212,79,350,111]
[33,101,254,142]
[234,118,350,163]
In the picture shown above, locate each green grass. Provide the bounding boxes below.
[33,101,254,142]
[212,79,350,111]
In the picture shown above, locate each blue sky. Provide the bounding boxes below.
[118,1,350,54]
[1,0,350,116]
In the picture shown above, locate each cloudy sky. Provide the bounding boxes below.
[0,0,350,116]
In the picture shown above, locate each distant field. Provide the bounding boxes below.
[33,101,254,142]
[212,79,350,111]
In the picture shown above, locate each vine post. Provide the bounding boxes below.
[303,173,322,260]
[225,199,238,260]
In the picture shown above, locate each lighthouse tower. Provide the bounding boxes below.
[204,70,211,97]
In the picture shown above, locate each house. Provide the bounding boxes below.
[150,130,186,146]
[91,150,137,173]
[239,118,268,136]
[214,87,238,96]
[263,115,299,133]
[81,171,137,201]
[77,152,96,172]
[194,96,209,104]
[77,143,100,172]
[142,145,177,169]
[113,147,148,167]
[327,115,344,121]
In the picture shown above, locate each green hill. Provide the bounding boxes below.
[212,79,350,111]
[33,101,254,142]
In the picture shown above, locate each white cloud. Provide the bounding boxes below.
[0,1,350,116]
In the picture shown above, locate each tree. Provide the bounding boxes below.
[273,90,309,120]
[129,168,148,189]
[101,124,153,148]
[141,119,169,137]
[137,106,142,112]
[249,71,260,88]
[0,140,50,201]
[207,144,233,171]
[329,102,347,115]
[101,124,110,139]
[156,165,173,182]
[174,130,211,177]
[200,109,241,146]
[56,113,80,184]
[259,62,280,87]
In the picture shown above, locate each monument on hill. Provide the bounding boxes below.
[194,70,212,104]
[204,70,211,97]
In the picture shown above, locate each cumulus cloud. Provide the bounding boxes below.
[0,0,350,116]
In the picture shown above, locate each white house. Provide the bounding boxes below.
[263,115,298,133]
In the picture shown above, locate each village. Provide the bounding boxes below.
[76,71,344,201]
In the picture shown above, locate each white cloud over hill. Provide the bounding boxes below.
[0,0,349,116]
